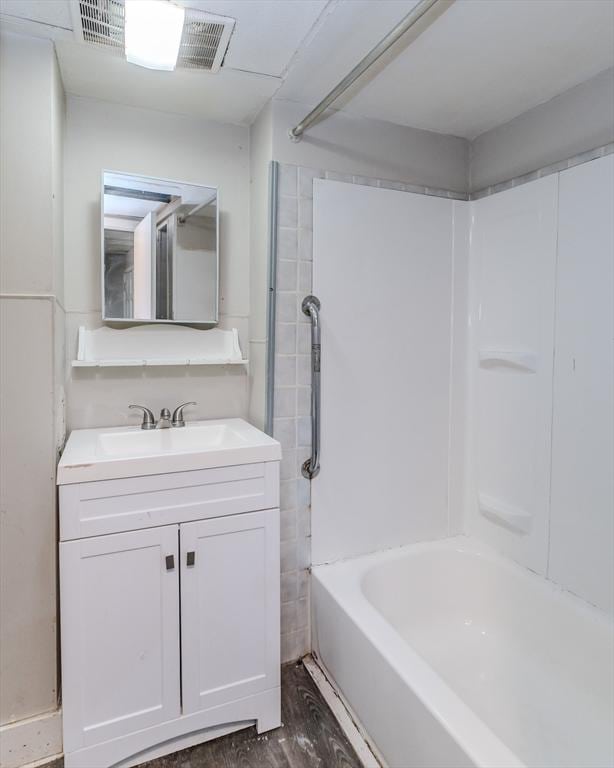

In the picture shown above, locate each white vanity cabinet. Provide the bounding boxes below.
[58,419,281,768]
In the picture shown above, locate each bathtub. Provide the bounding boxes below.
[311,537,614,768]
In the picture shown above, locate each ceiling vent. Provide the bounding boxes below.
[72,0,235,72]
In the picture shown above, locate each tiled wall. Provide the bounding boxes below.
[273,164,314,662]
[470,142,614,199]
[272,164,465,661]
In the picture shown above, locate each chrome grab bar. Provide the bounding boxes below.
[302,295,321,479]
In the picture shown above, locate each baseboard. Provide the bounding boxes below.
[0,709,62,768]
[302,654,386,768]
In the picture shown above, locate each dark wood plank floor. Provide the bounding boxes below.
[140,661,364,768]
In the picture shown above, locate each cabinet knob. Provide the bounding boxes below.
[165,554,175,570]
[186,551,196,567]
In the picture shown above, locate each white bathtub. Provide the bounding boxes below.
[311,537,614,768]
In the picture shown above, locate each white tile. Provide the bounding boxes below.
[281,626,309,663]
[325,171,352,183]
[277,227,297,261]
[298,167,323,199]
[278,196,298,228]
[298,198,313,231]
[278,164,297,197]
[297,355,311,386]
[297,324,311,355]
[296,447,311,477]
[280,481,297,512]
[296,598,309,629]
[277,260,297,291]
[275,355,296,386]
[379,180,405,191]
[298,261,312,294]
[281,571,298,604]
[298,569,309,599]
[352,175,378,187]
[280,539,298,573]
[298,507,311,538]
[296,477,311,511]
[280,507,297,541]
[298,535,311,570]
[296,386,311,416]
[273,417,297,451]
[298,228,313,261]
[297,416,311,448]
[281,599,299,635]
[280,448,297,481]
[275,323,296,355]
[276,292,298,323]
[274,386,296,418]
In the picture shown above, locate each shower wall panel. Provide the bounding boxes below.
[466,176,559,574]
[311,180,466,565]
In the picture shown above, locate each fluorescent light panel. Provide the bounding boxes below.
[124,0,185,71]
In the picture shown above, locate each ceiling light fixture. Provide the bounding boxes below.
[124,0,185,71]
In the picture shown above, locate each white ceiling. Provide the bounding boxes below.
[1,0,613,137]
[278,0,614,139]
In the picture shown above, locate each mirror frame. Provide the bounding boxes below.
[100,169,220,325]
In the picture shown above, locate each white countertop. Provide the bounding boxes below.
[58,418,281,485]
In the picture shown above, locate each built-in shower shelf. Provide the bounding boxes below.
[478,493,532,534]
[72,325,248,368]
[479,348,537,372]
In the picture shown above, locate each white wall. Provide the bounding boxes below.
[248,102,274,430]
[272,99,470,193]
[0,30,64,764]
[470,68,614,192]
[64,97,251,430]
[466,156,614,613]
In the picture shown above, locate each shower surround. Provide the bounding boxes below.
[272,163,468,662]
[273,147,614,663]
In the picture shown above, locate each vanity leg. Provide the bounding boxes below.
[256,687,282,733]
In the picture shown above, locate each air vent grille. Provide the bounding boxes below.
[79,0,124,52]
[180,12,227,70]
[74,1,235,72]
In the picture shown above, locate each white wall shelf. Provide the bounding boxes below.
[478,348,537,373]
[478,493,532,535]
[72,359,248,368]
[72,325,247,369]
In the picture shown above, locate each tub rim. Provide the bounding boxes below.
[312,535,613,768]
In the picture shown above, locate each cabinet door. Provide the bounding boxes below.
[180,509,280,714]
[60,525,181,752]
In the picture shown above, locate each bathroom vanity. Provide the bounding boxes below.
[57,418,281,768]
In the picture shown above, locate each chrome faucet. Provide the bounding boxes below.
[129,405,156,430]
[157,408,172,429]
[129,402,197,429]
[172,402,197,428]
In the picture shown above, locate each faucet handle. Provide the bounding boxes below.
[129,404,156,430]
[172,402,197,428]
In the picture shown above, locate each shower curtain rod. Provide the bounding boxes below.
[288,0,444,142]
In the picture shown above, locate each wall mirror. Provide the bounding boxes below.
[102,171,218,323]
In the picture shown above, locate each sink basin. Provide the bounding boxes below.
[97,422,248,458]
[58,418,281,484]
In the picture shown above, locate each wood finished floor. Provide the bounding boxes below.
[49,662,363,768]
[139,661,363,768]
[140,662,363,768]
